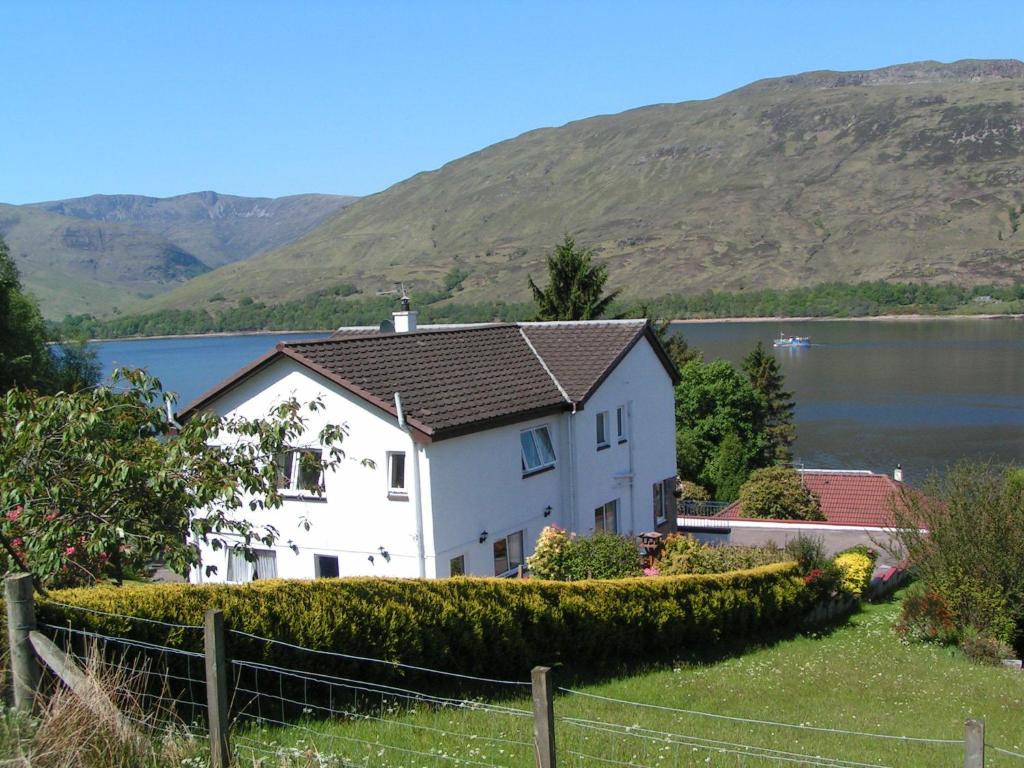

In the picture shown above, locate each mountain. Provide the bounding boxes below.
[140,59,1024,315]
[0,192,355,317]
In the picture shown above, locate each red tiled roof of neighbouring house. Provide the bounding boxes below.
[719,470,908,528]
[178,320,678,441]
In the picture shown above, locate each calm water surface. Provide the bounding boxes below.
[94,319,1024,484]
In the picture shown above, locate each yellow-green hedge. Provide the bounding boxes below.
[40,563,807,682]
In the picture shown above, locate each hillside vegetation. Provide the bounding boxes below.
[0,191,354,317]
[141,59,1024,314]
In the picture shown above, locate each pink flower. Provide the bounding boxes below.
[65,546,76,556]
[6,507,21,521]
[643,566,660,577]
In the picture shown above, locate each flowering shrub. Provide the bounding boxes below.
[526,526,573,580]
[834,552,873,597]
[802,562,841,600]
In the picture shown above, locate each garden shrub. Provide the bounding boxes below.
[738,466,824,521]
[656,534,786,576]
[526,527,642,580]
[40,564,808,684]
[896,583,957,645]
[783,535,828,573]
[834,552,873,597]
[959,629,1016,666]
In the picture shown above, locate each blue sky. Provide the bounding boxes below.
[2,1,1022,204]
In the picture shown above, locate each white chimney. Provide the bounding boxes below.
[893,464,903,482]
[393,294,417,333]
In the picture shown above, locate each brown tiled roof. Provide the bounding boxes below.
[520,322,651,402]
[179,320,676,441]
[719,470,906,528]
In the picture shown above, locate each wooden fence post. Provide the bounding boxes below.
[5,573,40,713]
[531,665,556,768]
[204,609,231,768]
[964,719,984,768]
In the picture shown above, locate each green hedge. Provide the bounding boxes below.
[40,564,807,683]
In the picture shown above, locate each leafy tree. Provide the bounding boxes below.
[528,235,620,320]
[0,236,52,391]
[707,432,749,502]
[0,369,354,590]
[738,466,823,521]
[743,341,795,463]
[0,235,99,393]
[674,359,768,495]
[888,461,1024,649]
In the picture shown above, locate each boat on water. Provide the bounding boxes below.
[773,334,811,348]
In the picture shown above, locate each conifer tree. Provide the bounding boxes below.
[528,235,619,321]
[742,341,796,464]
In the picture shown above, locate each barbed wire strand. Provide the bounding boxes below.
[562,716,893,768]
[227,626,532,687]
[231,683,532,749]
[564,751,650,768]
[230,657,533,717]
[988,744,1024,760]
[41,623,205,658]
[40,600,202,631]
[557,687,961,745]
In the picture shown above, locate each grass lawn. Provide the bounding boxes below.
[234,596,1024,767]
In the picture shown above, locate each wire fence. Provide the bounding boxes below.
[22,594,1024,768]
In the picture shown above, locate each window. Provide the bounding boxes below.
[616,405,627,443]
[595,499,618,533]
[314,554,340,578]
[653,477,676,524]
[226,547,277,583]
[274,449,323,494]
[521,426,556,475]
[387,452,407,498]
[449,555,466,577]
[493,530,524,576]
[596,411,610,449]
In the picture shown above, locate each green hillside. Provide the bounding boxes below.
[141,59,1024,314]
[0,191,355,317]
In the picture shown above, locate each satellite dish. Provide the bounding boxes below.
[379,319,395,334]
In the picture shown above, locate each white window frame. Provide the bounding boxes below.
[596,411,610,450]
[274,448,324,496]
[387,451,408,499]
[520,425,556,476]
[314,553,340,578]
[493,530,525,576]
[595,499,619,533]
[616,405,627,444]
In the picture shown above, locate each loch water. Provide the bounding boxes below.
[93,318,1024,484]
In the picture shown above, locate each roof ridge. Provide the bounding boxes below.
[517,319,646,328]
[291,323,515,347]
[517,327,572,405]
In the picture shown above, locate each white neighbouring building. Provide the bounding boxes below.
[180,313,679,582]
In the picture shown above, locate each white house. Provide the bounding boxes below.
[179,311,678,581]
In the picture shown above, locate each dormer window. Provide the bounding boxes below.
[521,426,556,476]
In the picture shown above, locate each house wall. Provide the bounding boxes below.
[686,524,905,566]
[569,338,677,538]
[422,417,563,578]
[191,358,428,582]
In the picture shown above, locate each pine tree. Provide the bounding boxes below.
[528,235,620,321]
[742,341,796,464]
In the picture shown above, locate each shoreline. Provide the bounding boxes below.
[82,312,1024,342]
[670,313,1024,324]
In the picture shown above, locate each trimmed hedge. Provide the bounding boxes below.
[40,563,807,683]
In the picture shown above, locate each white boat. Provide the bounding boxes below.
[773,335,811,348]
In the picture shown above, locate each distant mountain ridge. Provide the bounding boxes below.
[138,58,1024,315]
[0,191,355,317]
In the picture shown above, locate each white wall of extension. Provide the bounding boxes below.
[191,336,676,582]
